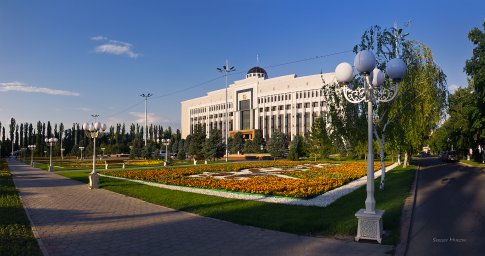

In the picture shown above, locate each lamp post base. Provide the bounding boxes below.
[355,209,384,243]
[89,172,99,189]
[48,165,54,172]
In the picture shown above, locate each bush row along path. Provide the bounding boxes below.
[8,158,393,256]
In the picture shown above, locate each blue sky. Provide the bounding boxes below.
[0,0,483,131]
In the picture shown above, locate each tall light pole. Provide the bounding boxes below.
[83,120,107,189]
[217,60,235,162]
[335,50,406,243]
[28,144,36,166]
[44,138,58,172]
[140,93,153,147]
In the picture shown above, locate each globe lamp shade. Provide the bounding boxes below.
[335,62,354,84]
[386,58,407,81]
[354,50,376,75]
[82,123,90,131]
[101,123,107,131]
[371,68,385,87]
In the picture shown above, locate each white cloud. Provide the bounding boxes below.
[77,107,91,112]
[0,81,80,96]
[91,35,108,41]
[129,112,161,124]
[91,35,139,58]
[448,84,461,93]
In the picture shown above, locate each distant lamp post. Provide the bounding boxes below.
[140,93,153,147]
[158,138,171,166]
[61,148,65,160]
[335,50,406,243]
[21,148,27,161]
[101,147,106,159]
[28,144,36,166]
[44,138,58,172]
[79,146,85,160]
[217,60,236,162]
[83,120,107,189]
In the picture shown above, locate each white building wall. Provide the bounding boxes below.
[181,71,336,139]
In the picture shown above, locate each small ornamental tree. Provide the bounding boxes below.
[204,129,224,161]
[188,123,206,160]
[266,131,288,160]
[287,135,305,161]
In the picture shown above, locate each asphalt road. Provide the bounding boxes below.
[406,158,485,256]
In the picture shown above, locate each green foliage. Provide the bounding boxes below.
[203,129,224,160]
[0,161,42,255]
[287,135,306,161]
[307,117,332,160]
[229,132,244,154]
[177,139,186,160]
[266,131,288,159]
[188,123,206,160]
[465,21,485,144]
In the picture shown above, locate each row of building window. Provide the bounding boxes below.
[256,90,323,105]
[190,111,323,138]
[190,103,234,115]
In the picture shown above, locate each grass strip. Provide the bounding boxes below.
[59,164,415,245]
[0,160,42,256]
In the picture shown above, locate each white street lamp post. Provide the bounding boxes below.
[28,144,36,166]
[217,61,235,162]
[61,148,65,161]
[44,138,58,172]
[83,121,107,189]
[158,138,171,166]
[335,50,406,243]
[101,147,105,159]
[79,146,85,160]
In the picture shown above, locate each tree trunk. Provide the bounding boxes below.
[378,135,386,190]
[403,152,409,168]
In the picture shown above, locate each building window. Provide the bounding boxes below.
[265,107,269,112]
[240,99,251,130]
[286,104,291,110]
[279,105,284,110]
[259,108,263,112]
[271,106,276,111]
[297,103,302,109]
[304,103,310,108]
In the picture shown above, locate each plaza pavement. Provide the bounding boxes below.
[8,159,394,256]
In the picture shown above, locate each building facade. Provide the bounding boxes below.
[181,67,336,140]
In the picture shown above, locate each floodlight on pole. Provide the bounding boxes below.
[140,93,153,147]
[217,60,235,162]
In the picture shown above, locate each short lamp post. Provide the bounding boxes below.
[79,146,85,160]
[61,148,65,161]
[28,144,36,166]
[83,121,107,189]
[158,138,171,166]
[44,138,58,172]
[101,147,105,159]
[335,50,406,243]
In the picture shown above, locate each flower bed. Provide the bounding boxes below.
[102,161,391,199]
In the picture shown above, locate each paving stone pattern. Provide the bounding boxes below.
[9,159,393,256]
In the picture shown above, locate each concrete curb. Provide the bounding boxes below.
[394,160,420,256]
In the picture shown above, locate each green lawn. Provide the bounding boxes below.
[59,164,416,245]
[460,159,485,167]
[0,161,42,256]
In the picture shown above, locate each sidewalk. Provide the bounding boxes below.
[9,159,394,256]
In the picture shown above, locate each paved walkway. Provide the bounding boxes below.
[9,159,394,256]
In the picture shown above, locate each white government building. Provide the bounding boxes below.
[181,67,336,140]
